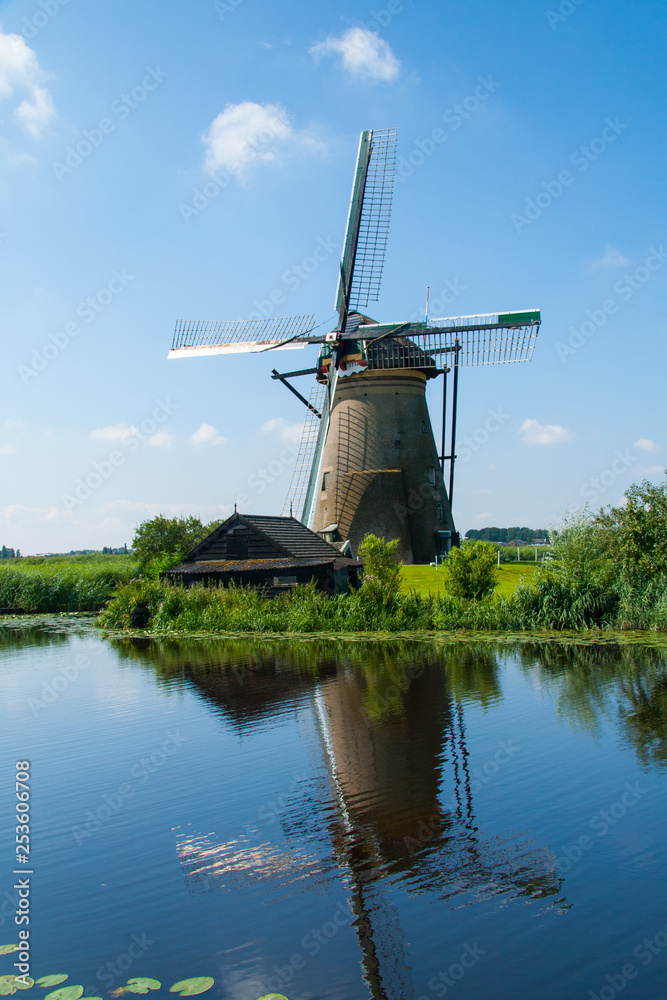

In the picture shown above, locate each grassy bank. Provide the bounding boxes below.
[0,555,139,612]
[401,562,540,598]
[97,573,667,635]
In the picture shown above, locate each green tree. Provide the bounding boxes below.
[359,534,403,606]
[596,474,667,584]
[132,515,222,575]
[441,539,498,600]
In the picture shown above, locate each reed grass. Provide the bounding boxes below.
[0,555,139,612]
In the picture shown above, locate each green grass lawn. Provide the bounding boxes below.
[401,560,541,598]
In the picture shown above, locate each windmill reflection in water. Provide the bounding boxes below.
[172,649,563,1000]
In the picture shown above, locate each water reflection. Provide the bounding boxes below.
[515,642,667,765]
[111,638,563,1000]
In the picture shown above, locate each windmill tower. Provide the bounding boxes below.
[169,128,541,563]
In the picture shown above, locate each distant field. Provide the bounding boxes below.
[401,561,540,598]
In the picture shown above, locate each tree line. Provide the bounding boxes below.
[465,527,549,543]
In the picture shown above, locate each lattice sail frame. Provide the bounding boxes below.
[335,128,397,316]
[357,310,541,371]
[168,315,316,358]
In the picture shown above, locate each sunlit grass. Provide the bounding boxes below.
[401,561,540,598]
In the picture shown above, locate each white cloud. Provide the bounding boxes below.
[634,438,659,453]
[202,101,294,177]
[190,423,227,448]
[644,465,665,475]
[259,416,303,447]
[520,418,574,445]
[475,512,492,521]
[3,419,25,430]
[90,424,138,443]
[590,244,630,269]
[0,503,62,525]
[0,444,17,456]
[310,27,401,82]
[0,29,56,136]
[148,430,174,448]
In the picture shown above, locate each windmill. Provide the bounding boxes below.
[169,127,541,563]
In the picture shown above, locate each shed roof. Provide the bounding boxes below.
[166,556,358,575]
[185,513,346,563]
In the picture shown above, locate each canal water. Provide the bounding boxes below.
[1,623,667,1000]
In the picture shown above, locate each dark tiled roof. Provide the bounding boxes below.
[165,557,337,575]
[240,514,344,560]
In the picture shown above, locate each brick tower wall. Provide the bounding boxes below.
[311,370,456,564]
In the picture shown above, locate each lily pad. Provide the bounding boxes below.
[36,979,69,989]
[44,986,83,1000]
[124,982,161,995]
[0,948,19,956]
[169,980,214,996]
[256,995,290,1000]
[0,980,33,997]
[81,996,104,999]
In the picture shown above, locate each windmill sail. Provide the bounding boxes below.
[168,315,317,358]
[357,310,541,369]
[301,366,339,528]
[335,128,398,326]
[282,382,328,518]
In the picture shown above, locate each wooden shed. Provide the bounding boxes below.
[163,512,363,596]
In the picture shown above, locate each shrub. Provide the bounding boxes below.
[547,509,614,590]
[441,540,498,600]
[358,534,402,607]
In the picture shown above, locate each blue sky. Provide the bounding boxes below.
[0,0,665,553]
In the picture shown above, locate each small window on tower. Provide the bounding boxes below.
[428,467,436,486]
[421,421,427,434]
[437,504,444,522]
[321,472,330,491]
